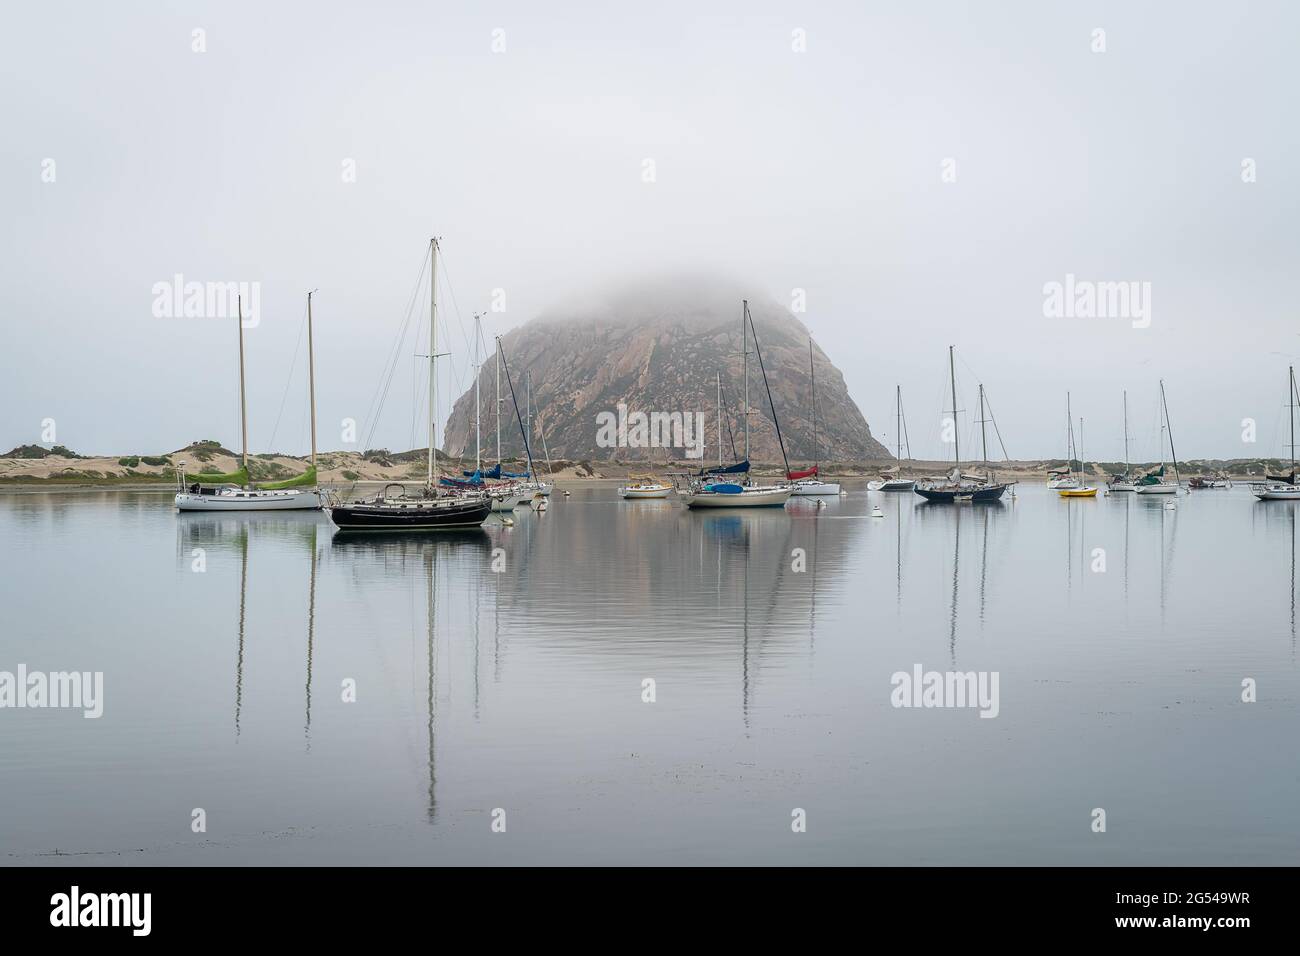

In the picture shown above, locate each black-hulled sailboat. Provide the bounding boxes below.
[914,346,1010,503]
[328,238,491,531]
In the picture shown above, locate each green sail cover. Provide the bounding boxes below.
[187,464,250,486]
[257,466,317,490]
[1137,465,1166,485]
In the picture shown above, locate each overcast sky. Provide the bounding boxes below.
[4,1,1299,463]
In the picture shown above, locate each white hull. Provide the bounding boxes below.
[176,488,320,511]
[490,493,525,512]
[1108,482,1136,492]
[790,480,841,496]
[1048,477,1078,490]
[619,486,672,499]
[875,478,915,492]
[1253,484,1300,500]
[682,486,792,508]
[1135,483,1178,495]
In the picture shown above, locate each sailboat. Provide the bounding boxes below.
[328,238,492,530]
[914,347,1010,503]
[1134,380,1181,495]
[1253,366,1300,500]
[1048,398,1080,490]
[869,385,916,492]
[618,475,673,499]
[789,337,841,495]
[450,316,526,512]
[678,301,792,508]
[524,370,552,497]
[1108,391,1137,491]
[1057,402,1098,497]
[175,293,322,511]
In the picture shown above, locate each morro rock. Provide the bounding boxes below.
[443,276,890,464]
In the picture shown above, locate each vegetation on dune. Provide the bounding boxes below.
[4,444,84,459]
[176,440,235,463]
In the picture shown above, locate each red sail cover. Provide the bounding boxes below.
[787,466,818,480]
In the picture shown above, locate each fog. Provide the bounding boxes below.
[3,1,1298,463]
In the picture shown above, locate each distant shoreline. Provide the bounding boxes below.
[0,446,1283,492]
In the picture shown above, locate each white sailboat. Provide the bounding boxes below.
[1047,399,1080,490]
[679,301,792,509]
[619,476,673,499]
[1253,366,1300,500]
[176,293,322,511]
[1108,391,1137,491]
[869,385,916,492]
[1134,380,1181,495]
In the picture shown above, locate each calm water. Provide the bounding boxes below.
[1,483,1297,865]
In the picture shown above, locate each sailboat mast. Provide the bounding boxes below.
[497,337,536,477]
[1079,417,1085,480]
[896,385,902,461]
[742,300,749,461]
[495,348,501,463]
[949,345,960,471]
[1290,366,1295,472]
[427,237,438,490]
[1160,379,1180,486]
[1122,390,1129,474]
[979,384,988,467]
[526,370,532,454]
[306,291,318,472]
[809,338,819,465]
[474,314,482,472]
[748,310,790,477]
[1066,391,1073,476]
[716,371,722,467]
[237,295,249,482]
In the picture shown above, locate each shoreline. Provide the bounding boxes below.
[1,442,1280,490]
[0,465,1272,493]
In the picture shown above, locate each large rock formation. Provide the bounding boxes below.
[443,277,890,464]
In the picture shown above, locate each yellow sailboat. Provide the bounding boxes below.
[1058,398,1098,498]
[1058,485,1098,498]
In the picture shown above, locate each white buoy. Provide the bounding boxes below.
[871,506,884,518]
[501,516,515,526]
[1164,501,1176,510]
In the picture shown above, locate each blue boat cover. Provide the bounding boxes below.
[467,463,530,479]
[708,483,744,494]
[699,459,750,476]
